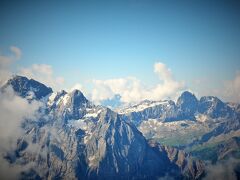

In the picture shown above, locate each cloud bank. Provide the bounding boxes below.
[91,62,184,104]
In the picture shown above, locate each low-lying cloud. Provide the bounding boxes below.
[0,87,42,179]
[0,87,41,152]
[204,158,240,180]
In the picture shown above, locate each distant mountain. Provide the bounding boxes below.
[198,96,234,119]
[176,91,198,120]
[118,90,240,172]
[100,94,122,109]
[0,76,204,179]
[119,91,236,125]
[119,100,179,125]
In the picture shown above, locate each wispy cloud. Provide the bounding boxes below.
[69,83,88,95]
[19,64,65,90]
[223,72,240,103]
[10,46,22,60]
[0,46,64,90]
[91,62,184,104]
[0,46,22,85]
[204,158,240,180]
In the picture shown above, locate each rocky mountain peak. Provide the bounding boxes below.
[2,75,53,100]
[68,89,89,108]
[198,96,233,118]
[177,91,198,105]
[177,91,198,119]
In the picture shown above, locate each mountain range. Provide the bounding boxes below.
[118,90,240,167]
[1,75,240,179]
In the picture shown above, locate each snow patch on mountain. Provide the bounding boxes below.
[118,100,171,114]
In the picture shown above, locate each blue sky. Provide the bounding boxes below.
[1,0,240,103]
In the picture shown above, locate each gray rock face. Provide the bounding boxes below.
[1,76,205,180]
[84,109,190,179]
[177,91,198,120]
[148,141,205,179]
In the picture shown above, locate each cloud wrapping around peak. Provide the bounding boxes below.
[0,87,43,179]
[69,83,89,97]
[0,87,41,152]
[91,62,184,104]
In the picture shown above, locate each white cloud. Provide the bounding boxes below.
[0,156,35,180]
[91,62,184,104]
[0,87,42,178]
[222,72,240,103]
[69,82,89,96]
[91,77,142,104]
[19,64,65,90]
[0,46,64,90]
[0,46,22,85]
[154,62,172,82]
[0,87,41,152]
[70,83,84,92]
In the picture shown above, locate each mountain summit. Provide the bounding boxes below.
[2,75,53,100]
[176,91,198,120]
